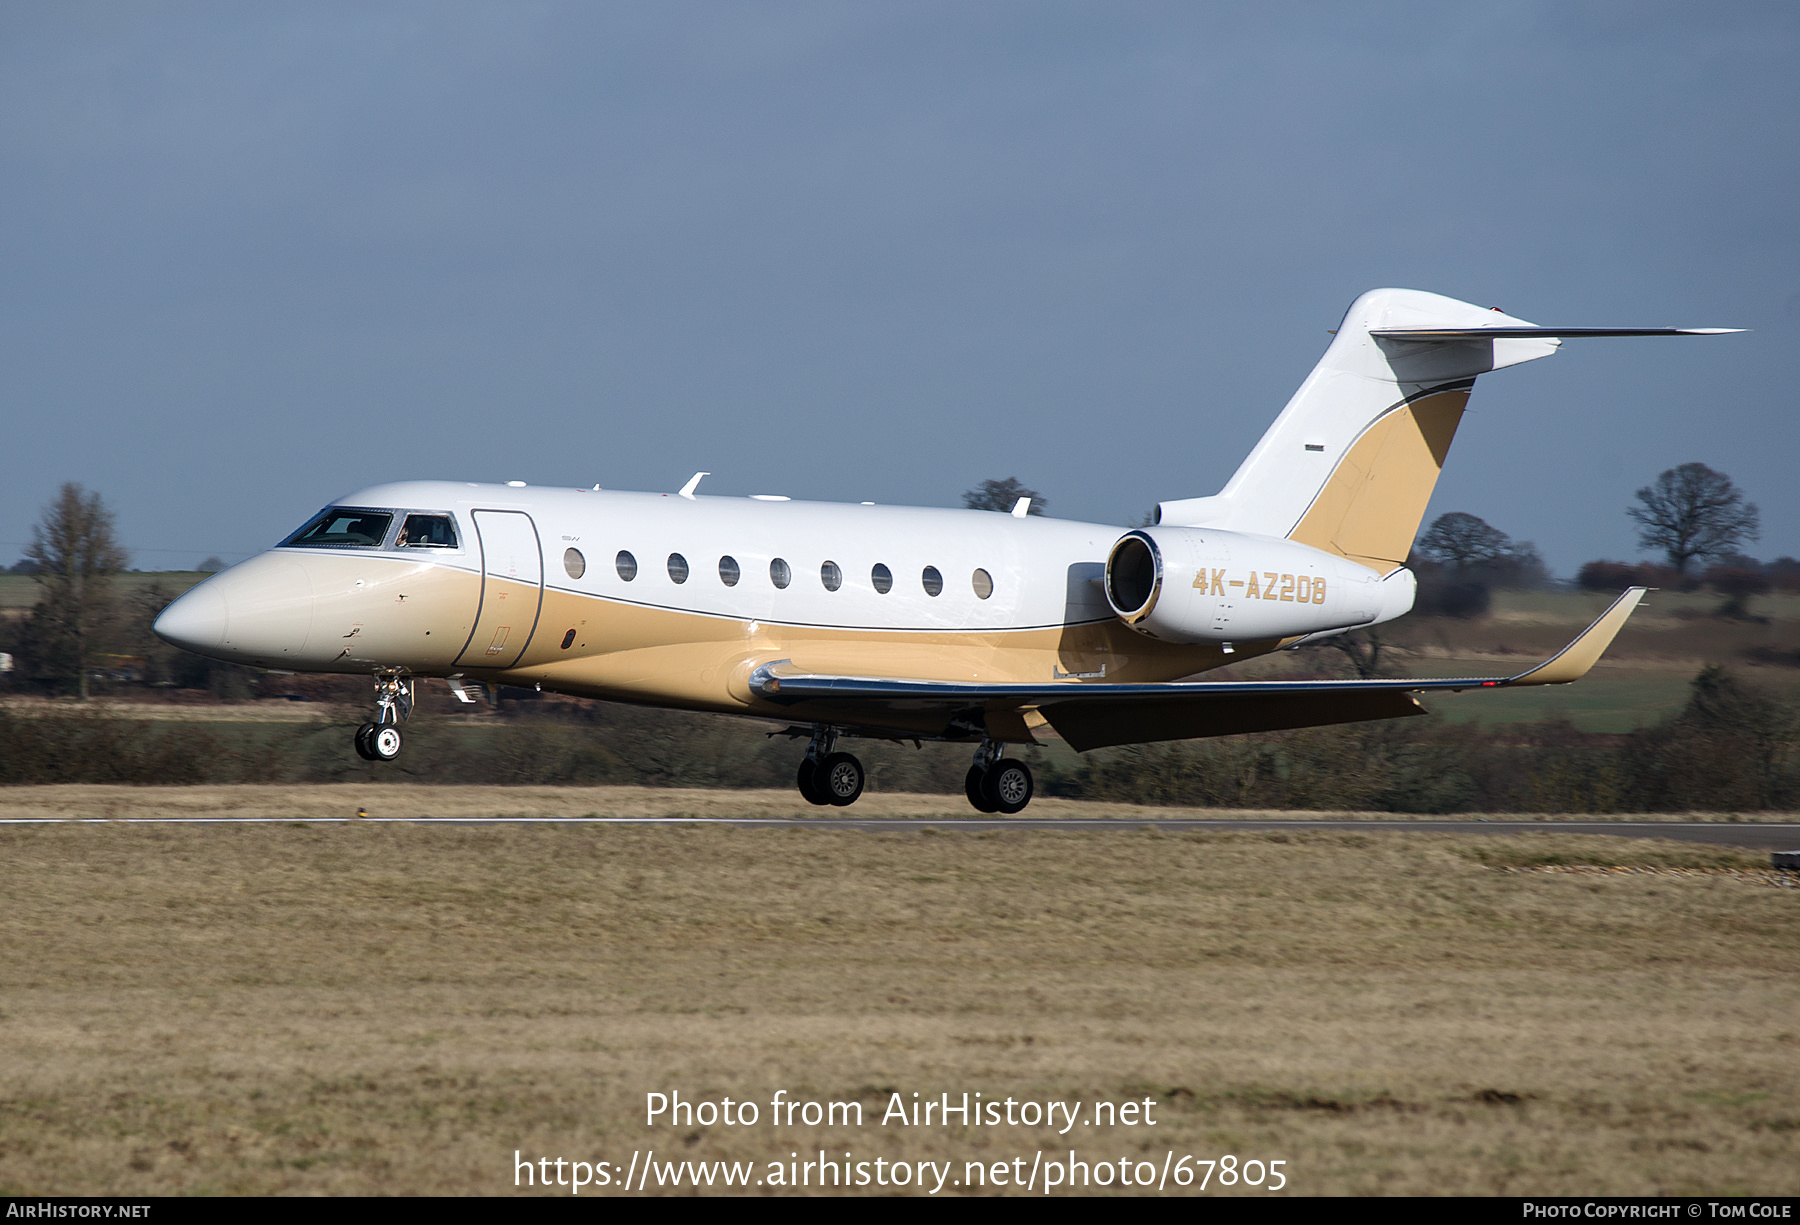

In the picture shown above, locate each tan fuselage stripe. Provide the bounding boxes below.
[459,584,1275,726]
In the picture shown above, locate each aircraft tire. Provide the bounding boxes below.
[354,723,379,761]
[796,759,831,806]
[370,725,404,762]
[820,752,865,807]
[964,765,999,813]
[982,758,1033,815]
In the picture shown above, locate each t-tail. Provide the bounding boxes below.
[1154,287,1740,575]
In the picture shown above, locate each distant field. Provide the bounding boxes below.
[1415,661,1793,732]
[0,799,1793,1196]
[0,571,209,615]
[1230,587,1800,731]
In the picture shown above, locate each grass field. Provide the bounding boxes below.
[1,788,1795,1196]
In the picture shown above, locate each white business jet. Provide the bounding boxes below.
[153,289,1735,812]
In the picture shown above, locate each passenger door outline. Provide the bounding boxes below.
[453,509,545,670]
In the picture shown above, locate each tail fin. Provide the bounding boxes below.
[1158,289,1739,574]
[1156,289,1557,574]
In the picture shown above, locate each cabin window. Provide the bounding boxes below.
[563,548,586,579]
[871,563,893,594]
[667,553,690,584]
[719,555,741,586]
[821,560,842,592]
[282,508,393,549]
[921,565,943,597]
[616,550,638,581]
[395,513,458,549]
[770,558,791,589]
[971,568,994,599]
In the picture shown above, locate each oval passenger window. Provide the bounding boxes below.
[719,555,740,586]
[770,558,791,589]
[871,563,893,594]
[821,561,842,592]
[563,548,586,579]
[972,568,993,599]
[616,550,638,581]
[667,553,689,584]
[921,566,943,597]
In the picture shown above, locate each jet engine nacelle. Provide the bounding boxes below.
[1104,527,1409,644]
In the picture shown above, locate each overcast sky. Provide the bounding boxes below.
[2,2,1795,575]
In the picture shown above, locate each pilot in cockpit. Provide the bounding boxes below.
[396,514,457,548]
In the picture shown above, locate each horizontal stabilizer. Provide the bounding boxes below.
[1372,327,1742,340]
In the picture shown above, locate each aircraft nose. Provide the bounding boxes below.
[153,583,229,655]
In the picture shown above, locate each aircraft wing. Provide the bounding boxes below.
[752,587,1647,752]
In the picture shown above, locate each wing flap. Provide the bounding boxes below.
[1042,689,1427,752]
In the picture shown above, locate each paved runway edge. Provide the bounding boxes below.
[3,816,1798,849]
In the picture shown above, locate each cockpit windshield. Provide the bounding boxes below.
[282,508,394,548]
[395,513,459,548]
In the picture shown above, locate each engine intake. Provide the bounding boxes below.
[1105,532,1161,622]
[1103,527,1402,644]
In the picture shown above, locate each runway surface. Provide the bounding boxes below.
[3,815,1798,850]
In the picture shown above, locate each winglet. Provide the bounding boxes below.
[1502,587,1647,687]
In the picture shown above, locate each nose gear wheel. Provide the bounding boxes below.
[353,670,414,762]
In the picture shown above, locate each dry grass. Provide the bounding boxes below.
[4,783,1799,824]
[0,797,1795,1196]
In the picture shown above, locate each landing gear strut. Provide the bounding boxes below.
[794,725,865,807]
[964,738,1033,815]
[354,670,413,762]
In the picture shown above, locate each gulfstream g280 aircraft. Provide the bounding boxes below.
[154,289,1735,812]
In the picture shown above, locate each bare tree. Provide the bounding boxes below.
[1627,463,1759,576]
[962,477,1046,516]
[25,483,129,699]
[1324,628,1408,679]
[1416,512,1511,571]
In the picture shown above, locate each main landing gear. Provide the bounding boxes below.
[964,738,1034,815]
[787,727,1036,814]
[354,670,413,763]
[795,725,865,807]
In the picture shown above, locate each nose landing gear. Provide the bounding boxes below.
[794,726,866,806]
[353,670,413,762]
